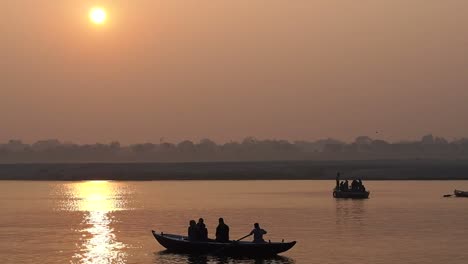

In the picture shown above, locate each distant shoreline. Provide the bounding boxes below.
[1,160,468,181]
[2,179,467,182]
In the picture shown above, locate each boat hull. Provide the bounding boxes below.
[333,190,370,199]
[152,230,296,257]
[454,190,468,197]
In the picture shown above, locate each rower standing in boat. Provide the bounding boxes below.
[336,172,340,190]
[248,223,267,243]
[215,218,230,242]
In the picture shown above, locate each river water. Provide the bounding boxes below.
[0,180,467,264]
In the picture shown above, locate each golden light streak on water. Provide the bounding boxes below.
[65,181,127,264]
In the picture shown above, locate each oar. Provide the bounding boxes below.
[208,233,252,256]
[235,233,252,242]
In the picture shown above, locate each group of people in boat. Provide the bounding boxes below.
[335,173,366,192]
[188,217,267,243]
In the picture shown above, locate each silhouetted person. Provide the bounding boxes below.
[249,223,267,243]
[216,217,230,242]
[358,179,366,192]
[344,180,349,191]
[197,218,208,241]
[336,172,340,190]
[351,179,358,191]
[188,220,200,241]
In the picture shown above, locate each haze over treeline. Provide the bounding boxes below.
[2,1,468,144]
[1,134,468,163]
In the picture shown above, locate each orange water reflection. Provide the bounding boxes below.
[66,181,127,264]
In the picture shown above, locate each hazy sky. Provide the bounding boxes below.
[1,0,467,144]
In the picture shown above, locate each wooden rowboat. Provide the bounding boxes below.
[151,230,296,257]
[333,189,370,199]
[454,189,468,197]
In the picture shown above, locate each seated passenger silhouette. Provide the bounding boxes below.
[358,179,366,191]
[249,223,267,243]
[215,217,230,243]
[197,218,208,241]
[188,220,200,241]
[351,179,358,191]
[341,180,349,191]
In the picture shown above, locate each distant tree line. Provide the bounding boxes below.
[1,134,468,163]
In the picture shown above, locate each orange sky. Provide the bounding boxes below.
[1,0,467,144]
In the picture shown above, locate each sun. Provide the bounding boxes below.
[89,7,107,24]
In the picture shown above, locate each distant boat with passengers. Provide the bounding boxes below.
[333,172,370,199]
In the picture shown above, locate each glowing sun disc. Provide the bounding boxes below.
[89,7,107,24]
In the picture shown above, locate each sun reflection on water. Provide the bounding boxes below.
[63,181,128,264]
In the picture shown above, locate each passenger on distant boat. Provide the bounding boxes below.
[336,172,341,189]
[249,223,267,243]
[358,179,366,191]
[188,220,200,241]
[337,176,366,192]
[351,179,359,190]
[216,217,230,242]
[197,218,208,241]
[339,180,349,191]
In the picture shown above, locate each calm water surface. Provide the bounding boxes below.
[1,180,468,264]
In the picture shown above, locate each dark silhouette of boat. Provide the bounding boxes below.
[151,230,296,257]
[333,172,370,199]
[454,189,468,197]
[333,189,370,199]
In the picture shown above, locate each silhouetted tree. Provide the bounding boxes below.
[1,134,468,163]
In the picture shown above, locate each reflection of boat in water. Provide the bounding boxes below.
[156,250,296,264]
[333,189,370,199]
[454,189,468,197]
[152,230,296,257]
